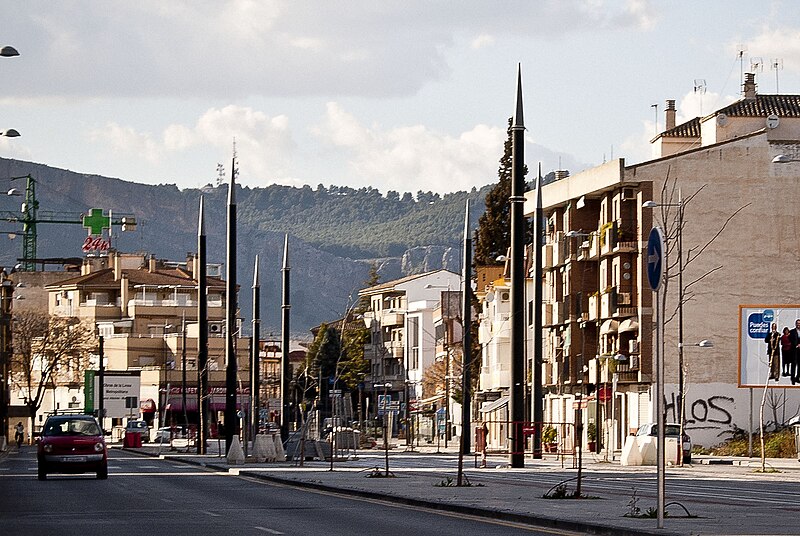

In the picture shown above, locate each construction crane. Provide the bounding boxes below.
[0,175,137,271]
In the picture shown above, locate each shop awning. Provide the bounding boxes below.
[163,395,249,413]
[479,396,509,414]
[600,319,619,335]
[619,318,639,333]
[417,394,445,407]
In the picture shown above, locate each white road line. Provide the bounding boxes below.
[254,527,284,534]
[201,510,221,517]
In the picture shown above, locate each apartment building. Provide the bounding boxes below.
[43,252,251,435]
[525,72,800,449]
[359,270,461,428]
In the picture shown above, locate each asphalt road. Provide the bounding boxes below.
[0,447,581,536]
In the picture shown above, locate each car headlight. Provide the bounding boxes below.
[43,443,53,453]
[94,442,105,452]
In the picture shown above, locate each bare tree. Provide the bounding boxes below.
[10,311,98,420]
[650,169,750,463]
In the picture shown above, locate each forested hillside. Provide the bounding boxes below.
[0,157,492,334]
[239,184,490,259]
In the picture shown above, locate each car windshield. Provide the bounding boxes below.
[44,418,101,437]
[127,422,146,430]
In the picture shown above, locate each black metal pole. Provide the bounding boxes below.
[457,200,472,485]
[0,273,11,445]
[280,235,291,442]
[98,335,105,431]
[197,196,209,454]
[509,64,526,468]
[251,256,261,440]
[224,154,238,454]
[181,314,187,426]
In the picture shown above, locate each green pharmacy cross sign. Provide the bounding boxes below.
[82,208,111,236]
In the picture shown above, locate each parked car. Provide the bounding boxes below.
[124,420,149,442]
[154,425,188,443]
[37,414,108,480]
[635,422,692,463]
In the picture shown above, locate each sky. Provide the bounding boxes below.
[2,1,800,195]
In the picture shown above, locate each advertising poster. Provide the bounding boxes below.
[739,305,800,387]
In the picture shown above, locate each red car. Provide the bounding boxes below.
[37,414,108,480]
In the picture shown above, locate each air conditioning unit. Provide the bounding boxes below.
[629,340,640,354]
[617,292,632,305]
[622,187,636,201]
[208,321,224,334]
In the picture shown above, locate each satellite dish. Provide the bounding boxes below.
[485,291,495,303]
[767,114,780,129]
[716,113,728,127]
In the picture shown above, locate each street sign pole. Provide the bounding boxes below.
[647,226,665,529]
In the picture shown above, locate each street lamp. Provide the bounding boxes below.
[1,129,20,138]
[1,46,19,57]
[674,339,713,466]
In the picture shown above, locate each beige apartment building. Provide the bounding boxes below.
[45,252,251,436]
[525,73,800,450]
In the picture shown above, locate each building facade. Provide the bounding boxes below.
[525,72,800,450]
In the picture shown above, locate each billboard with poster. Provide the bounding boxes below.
[739,305,800,387]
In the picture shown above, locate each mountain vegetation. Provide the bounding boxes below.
[0,157,492,334]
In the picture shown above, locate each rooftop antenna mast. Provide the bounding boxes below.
[738,45,747,89]
[651,103,658,136]
[771,58,783,93]
[694,79,707,116]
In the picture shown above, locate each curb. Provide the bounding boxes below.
[139,450,678,536]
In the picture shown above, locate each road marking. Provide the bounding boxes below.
[254,527,284,534]
[201,510,221,517]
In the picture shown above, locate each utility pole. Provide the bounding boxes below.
[251,256,261,440]
[457,200,472,486]
[224,151,238,454]
[280,235,291,442]
[509,64,526,468]
[197,196,209,454]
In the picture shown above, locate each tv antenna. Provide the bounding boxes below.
[772,58,784,93]
[750,57,764,73]
[694,79,707,115]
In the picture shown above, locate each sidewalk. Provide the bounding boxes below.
[125,442,800,536]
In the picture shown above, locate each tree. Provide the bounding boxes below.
[10,311,98,420]
[473,117,529,266]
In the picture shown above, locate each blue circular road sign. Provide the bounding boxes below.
[647,227,665,291]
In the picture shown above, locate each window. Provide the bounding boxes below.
[407,316,420,369]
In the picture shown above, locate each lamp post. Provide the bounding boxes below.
[2,45,19,141]
[676,339,713,465]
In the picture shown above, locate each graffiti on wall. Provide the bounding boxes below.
[664,391,734,431]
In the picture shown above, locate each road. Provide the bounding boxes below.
[0,447,580,536]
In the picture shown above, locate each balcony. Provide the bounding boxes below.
[543,244,554,269]
[380,310,405,326]
[588,294,599,321]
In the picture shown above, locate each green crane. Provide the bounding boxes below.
[0,175,137,271]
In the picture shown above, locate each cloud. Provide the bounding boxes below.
[313,102,504,193]
[471,33,495,49]
[5,1,662,100]
[746,26,800,72]
[89,105,296,183]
